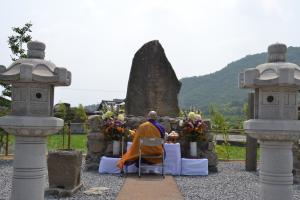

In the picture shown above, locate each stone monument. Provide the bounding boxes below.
[0,41,71,200]
[239,43,300,200]
[125,40,181,117]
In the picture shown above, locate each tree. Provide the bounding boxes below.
[54,103,67,120]
[8,22,33,61]
[209,104,230,160]
[1,22,33,98]
[74,104,87,123]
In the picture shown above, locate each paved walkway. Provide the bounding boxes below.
[116,175,183,200]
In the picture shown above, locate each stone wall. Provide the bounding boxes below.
[85,115,107,170]
[85,115,218,172]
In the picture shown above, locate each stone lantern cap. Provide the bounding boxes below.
[239,43,300,89]
[0,41,71,86]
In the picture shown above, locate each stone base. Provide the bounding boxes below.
[45,183,83,198]
[47,150,82,189]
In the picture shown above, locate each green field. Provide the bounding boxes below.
[47,134,87,153]
[1,134,259,160]
[215,144,260,160]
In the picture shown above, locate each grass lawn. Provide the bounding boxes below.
[2,134,260,160]
[47,134,87,153]
[216,144,260,160]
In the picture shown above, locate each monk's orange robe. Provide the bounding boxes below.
[117,121,163,169]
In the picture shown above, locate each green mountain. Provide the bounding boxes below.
[179,46,300,113]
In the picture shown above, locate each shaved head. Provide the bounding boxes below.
[148,111,158,120]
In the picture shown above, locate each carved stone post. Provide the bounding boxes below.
[239,43,300,200]
[0,41,71,200]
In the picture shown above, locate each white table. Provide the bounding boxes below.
[99,142,181,175]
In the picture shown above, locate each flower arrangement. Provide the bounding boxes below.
[102,112,128,141]
[182,112,207,142]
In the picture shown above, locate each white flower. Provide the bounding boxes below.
[102,111,114,119]
[188,112,196,121]
[117,114,125,121]
[195,114,202,121]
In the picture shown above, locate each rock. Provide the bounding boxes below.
[47,150,82,192]
[125,116,146,129]
[202,150,218,168]
[87,135,106,153]
[88,115,101,132]
[125,40,181,117]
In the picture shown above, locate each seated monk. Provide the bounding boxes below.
[117,111,165,170]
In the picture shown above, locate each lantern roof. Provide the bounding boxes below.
[239,43,300,89]
[0,41,71,86]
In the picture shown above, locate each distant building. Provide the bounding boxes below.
[97,99,125,114]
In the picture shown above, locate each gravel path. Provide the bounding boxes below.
[1,160,300,200]
[175,162,300,200]
[0,159,125,200]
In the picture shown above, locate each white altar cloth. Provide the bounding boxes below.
[126,142,181,175]
[181,158,208,175]
[98,156,137,174]
[99,142,181,175]
[164,143,181,175]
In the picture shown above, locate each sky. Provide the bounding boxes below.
[1,0,300,106]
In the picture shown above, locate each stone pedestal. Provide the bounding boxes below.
[293,141,300,184]
[244,119,300,200]
[0,116,63,200]
[12,136,48,200]
[260,141,293,200]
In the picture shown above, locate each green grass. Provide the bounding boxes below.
[47,134,87,153]
[0,134,87,154]
[2,134,260,160]
[216,144,260,160]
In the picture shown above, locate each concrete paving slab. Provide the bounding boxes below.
[116,175,183,200]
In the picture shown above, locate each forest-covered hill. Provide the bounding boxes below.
[179,46,300,113]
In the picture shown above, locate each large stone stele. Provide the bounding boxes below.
[125,40,181,117]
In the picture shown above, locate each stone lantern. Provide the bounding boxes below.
[239,43,300,200]
[0,41,71,200]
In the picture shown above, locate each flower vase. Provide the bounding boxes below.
[112,140,120,156]
[190,141,197,157]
